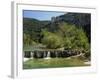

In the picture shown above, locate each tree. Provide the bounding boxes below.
[41,30,64,49]
[57,22,90,52]
[23,33,36,46]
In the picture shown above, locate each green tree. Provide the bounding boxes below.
[57,22,90,52]
[41,30,64,49]
[23,33,36,46]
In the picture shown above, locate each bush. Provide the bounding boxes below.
[84,50,91,60]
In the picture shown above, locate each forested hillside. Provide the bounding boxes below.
[23,12,91,58]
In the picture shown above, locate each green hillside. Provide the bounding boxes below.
[23,13,91,59]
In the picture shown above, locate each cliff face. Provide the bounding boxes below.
[55,13,91,26]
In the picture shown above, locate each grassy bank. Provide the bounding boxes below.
[23,57,90,69]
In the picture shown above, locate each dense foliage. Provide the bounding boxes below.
[41,30,64,49]
[41,23,90,52]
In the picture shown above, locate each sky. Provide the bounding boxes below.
[23,10,66,21]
